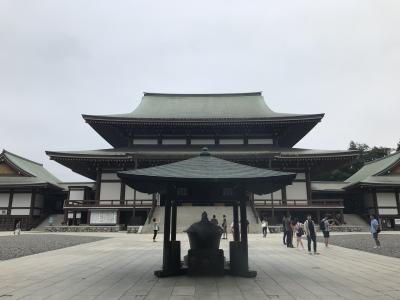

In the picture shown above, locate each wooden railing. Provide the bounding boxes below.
[253,199,343,208]
[64,199,154,208]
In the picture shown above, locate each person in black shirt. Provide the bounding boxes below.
[304,214,319,255]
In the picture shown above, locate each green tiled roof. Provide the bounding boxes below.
[344,151,400,189]
[118,148,296,194]
[47,146,357,160]
[83,92,324,121]
[0,150,62,189]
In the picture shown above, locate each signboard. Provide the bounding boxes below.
[90,210,117,225]
[395,219,400,225]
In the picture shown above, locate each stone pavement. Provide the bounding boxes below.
[0,232,400,299]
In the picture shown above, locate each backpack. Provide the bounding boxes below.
[319,220,325,231]
[298,227,304,236]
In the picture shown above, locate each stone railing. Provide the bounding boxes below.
[44,225,123,232]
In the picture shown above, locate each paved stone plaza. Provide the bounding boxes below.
[1,232,400,300]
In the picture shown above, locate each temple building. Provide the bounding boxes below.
[343,152,400,230]
[0,150,65,230]
[46,92,359,228]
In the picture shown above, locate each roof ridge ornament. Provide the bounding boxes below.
[200,147,210,157]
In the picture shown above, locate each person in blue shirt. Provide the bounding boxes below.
[370,214,381,249]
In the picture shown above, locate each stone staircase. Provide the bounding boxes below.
[34,214,64,231]
[343,214,369,227]
[141,206,261,234]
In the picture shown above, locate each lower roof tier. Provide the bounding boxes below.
[47,146,357,180]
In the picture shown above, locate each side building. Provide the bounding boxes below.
[343,152,400,230]
[47,92,358,227]
[0,150,65,230]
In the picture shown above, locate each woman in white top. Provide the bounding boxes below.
[294,220,305,250]
[261,219,268,238]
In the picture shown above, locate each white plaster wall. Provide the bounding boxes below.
[101,173,119,180]
[0,193,9,207]
[376,192,397,207]
[273,190,282,200]
[254,193,272,200]
[12,193,31,207]
[69,189,85,201]
[219,139,243,145]
[378,208,398,215]
[11,208,30,215]
[286,182,307,200]
[100,182,121,200]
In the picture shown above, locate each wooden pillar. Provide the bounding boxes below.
[395,190,400,215]
[7,190,13,215]
[171,200,177,241]
[282,187,287,205]
[95,169,101,203]
[306,167,312,205]
[162,195,172,270]
[233,201,240,242]
[340,209,344,224]
[239,197,249,270]
[372,190,379,216]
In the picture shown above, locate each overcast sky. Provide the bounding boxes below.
[1,1,399,181]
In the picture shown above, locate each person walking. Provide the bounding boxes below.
[152,218,159,242]
[294,219,305,250]
[370,214,381,249]
[304,214,318,255]
[261,218,268,238]
[321,215,330,247]
[211,215,218,226]
[14,220,21,235]
[282,215,287,245]
[221,215,228,239]
[285,215,294,248]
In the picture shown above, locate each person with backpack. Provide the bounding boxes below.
[152,218,159,242]
[304,214,319,255]
[294,219,305,250]
[370,214,381,249]
[321,215,330,247]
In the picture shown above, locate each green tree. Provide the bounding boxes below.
[396,140,400,152]
[313,141,392,181]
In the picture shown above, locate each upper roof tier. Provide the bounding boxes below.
[82,92,324,148]
[83,92,324,121]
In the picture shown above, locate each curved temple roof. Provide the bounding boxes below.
[118,148,296,195]
[83,92,324,121]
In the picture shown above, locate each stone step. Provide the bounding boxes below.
[343,214,369,227]
[33,214,64,231]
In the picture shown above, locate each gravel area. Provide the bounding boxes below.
[317,234,400,258]
[0,234,107,260]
